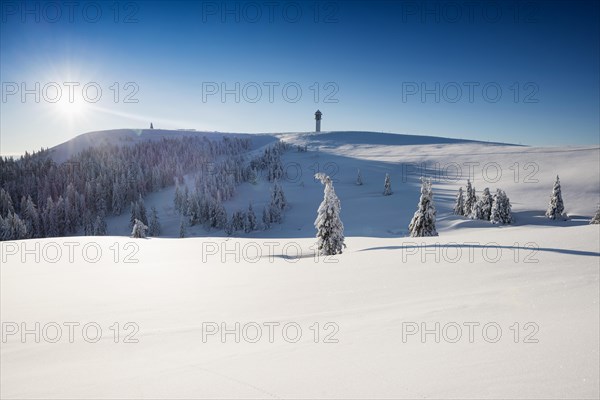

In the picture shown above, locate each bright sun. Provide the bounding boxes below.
[57,98,87,118]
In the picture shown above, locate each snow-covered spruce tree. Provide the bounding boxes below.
[314,173,346,255]
[590,205,600,224]
[174,185,183,213]
[408,178,438,237]
[231,210,246,233]
[148,206,160,236]
[545,175,565,220]
[129,201,139,228]
[131,218,148,238]
[0,212,27,241]
[179,218,186,238]
[470,198,483,220]
[463,179,476,216]
[21,195,40,238]
[453,187,465,216]
[262,206,271,229]
[267,181,286,224]
[94,214,107,236]
[477,188,493,220]
[0,188,15,218]
[245,202,257,233]
[356,169,363,186]
[383,173,392,195]
[490,189,513,224]
[137,194,148,225]
[248,167,258,185]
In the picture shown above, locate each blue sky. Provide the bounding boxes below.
[1,0,599,155]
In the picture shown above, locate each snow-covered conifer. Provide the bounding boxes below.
[490,189,513,224]
[408,178,438,237]
[262,206,271,229]
[314,173,345,255]
[476,187,493,220]
[148,206,161,236]
[131,218,148,238]
[245,203,257,233]
[590,206,600,224]
[179,219,186,238]
[453,187,465,216]
[545,175,565,220]
[0,188,15,218]
[356,169,363,186]
[94,214,107,235]
[463,179,476,216]
[383,173,392,195]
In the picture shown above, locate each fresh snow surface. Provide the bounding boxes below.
[2,130,599,399]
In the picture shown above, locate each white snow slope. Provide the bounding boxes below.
[2,130,599,399]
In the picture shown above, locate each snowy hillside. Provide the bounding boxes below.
[1,129,599,399]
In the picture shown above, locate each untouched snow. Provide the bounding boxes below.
[1,130,599,399]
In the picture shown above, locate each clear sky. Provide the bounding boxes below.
[1,0,599,155]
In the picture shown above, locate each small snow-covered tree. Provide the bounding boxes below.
[230,210,246,232]
[453,187,465,216]
[245,202,257,233]
[131,218,148,238]
[267,181,286,224]
[474,187,493,220]
[262,206,271,229]
[174,185,183,213]
[545,175,565,220]
[0,212,27,241]
[356,169,363,186]
[248,167,258,185]
[0,188,15,218]
[314,173,346,255]
[21,195,40,238]
[148,206,160,236]
[470,198,483,220]
[490,189,513,224]
[590,206,600,224]
[94,214,107,236]
[383,173,392,195]
[179,219,186,238]
[137,194,148,225]
[408,178,438,237]
[463,180,476,216]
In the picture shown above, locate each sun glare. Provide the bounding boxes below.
[56,97,87,118]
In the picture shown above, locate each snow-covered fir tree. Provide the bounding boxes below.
[94,214,107,235]
[266,181,286,224]
[408,178,438,237]
[148,206,160,236]
[470,198,483,220]
[314,173,346,255]
[248,167,258,185]
[463,179,476,216]
[473,187,493,220]
[545,175,565,220]
[179,219,186,238]
[131,218,148,238]
[0,212,27,241]
[0,188,15,218]
[230,210,246,233]
[453,187,465,216]
[20,195,40,238]
[383,173,392,195]
[245,202,257,233]
[490,189,513,224]
[262,206,271,229]
[590,206,600,224]
[356,169,363,186]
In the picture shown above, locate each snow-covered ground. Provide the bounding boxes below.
[1,130,599,399]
